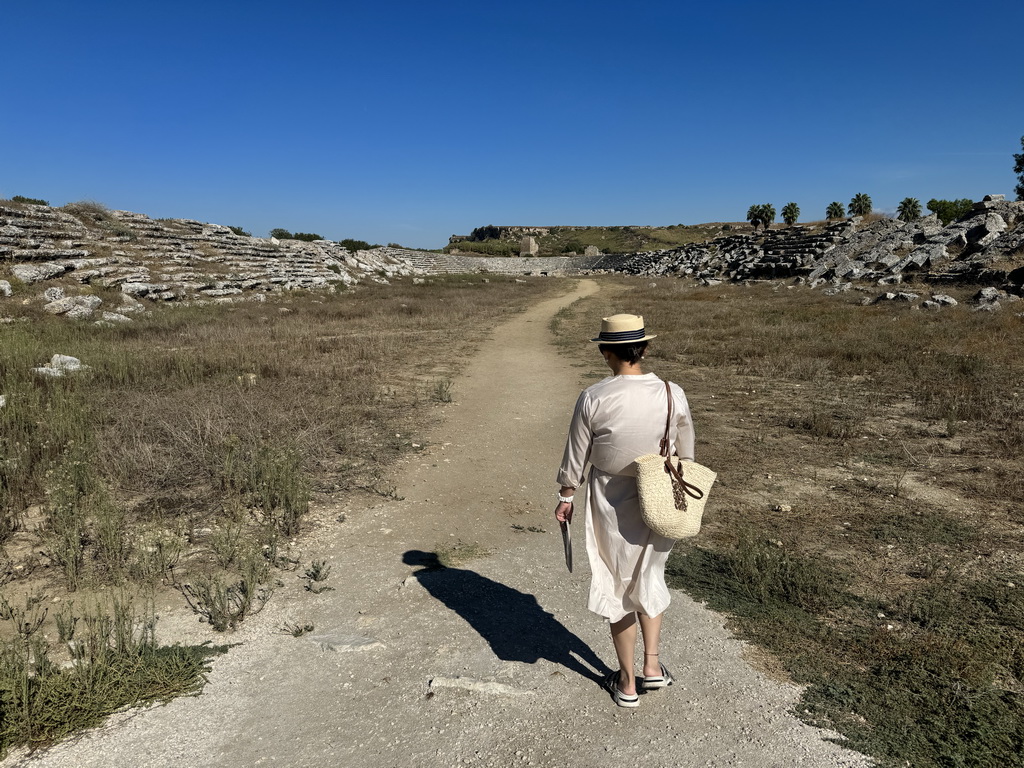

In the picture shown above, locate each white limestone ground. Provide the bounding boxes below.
[5,281,873,768]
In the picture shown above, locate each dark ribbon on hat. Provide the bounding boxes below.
[597,328,647,342]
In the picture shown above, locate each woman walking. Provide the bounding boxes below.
[555,314,695,707]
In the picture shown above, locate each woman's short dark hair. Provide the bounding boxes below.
[599,341,648,365]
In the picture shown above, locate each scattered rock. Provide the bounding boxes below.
[32,354,89,378]
[43,294,103,315]
[0,280,11,297]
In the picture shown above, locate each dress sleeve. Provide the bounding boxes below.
[673,387,696,462]
[556,391,593,488]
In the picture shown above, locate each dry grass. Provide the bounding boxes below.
[551,276,1024,768]
[0,274,557,754]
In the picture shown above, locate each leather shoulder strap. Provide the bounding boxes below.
[659,380,672,457]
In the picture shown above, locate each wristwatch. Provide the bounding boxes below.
[557,494,575,504]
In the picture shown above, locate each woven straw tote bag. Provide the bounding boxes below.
[634,382,717,539]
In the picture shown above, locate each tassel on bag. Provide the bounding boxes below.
[634,381,717,539]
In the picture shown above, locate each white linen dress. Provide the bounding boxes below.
[557,373,695,623]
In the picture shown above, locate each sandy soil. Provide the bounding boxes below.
[5,280,873,768]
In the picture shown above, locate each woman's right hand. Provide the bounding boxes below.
[555,501,574,523]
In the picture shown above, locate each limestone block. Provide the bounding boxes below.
[968,213,1007,247]
[932,294,958,307]
[99,312,133,324]
[121,282,170,297]
[43,287,65,302]
[11,262,68,283]
[975,286,1001,303]
[43,298,79,314]
[64,305,95,320]
[33,354,89,378]
[0,280,12,297]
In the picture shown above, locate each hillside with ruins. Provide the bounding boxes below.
[2,195,1024,322]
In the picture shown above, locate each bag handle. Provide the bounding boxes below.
[659,381,704,500]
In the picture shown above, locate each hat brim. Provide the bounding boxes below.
[589,334,657,344]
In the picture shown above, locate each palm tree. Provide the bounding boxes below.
[781,202,800,226]
[896,197,922,222]
[848,193,872,217]
[826,202,845,220]
[746,204,763,231]
[761,204,776,230]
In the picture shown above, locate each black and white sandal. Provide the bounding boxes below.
[640,662,674,690]
[602,672,640,708]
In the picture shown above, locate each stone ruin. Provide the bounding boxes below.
[4,195,1024,324]
[519,236,539,257]
[0,202,430,322]
[598,195,1024,300]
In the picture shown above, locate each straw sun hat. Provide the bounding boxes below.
[590,314,657,344]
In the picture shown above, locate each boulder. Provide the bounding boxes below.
[0,280,11,297]
[932,294,958,307]
[975,287,1001,303]
[43,286,65,302]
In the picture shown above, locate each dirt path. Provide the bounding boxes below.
[10,280,871,768]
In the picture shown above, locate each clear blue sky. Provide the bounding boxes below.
[3,0,1022,249]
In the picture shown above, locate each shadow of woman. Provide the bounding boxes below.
[403,550,611,684]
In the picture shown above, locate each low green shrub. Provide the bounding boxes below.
[10,196,48,206]
[0,598,218,756]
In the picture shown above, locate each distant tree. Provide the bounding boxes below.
[826,202,845,220]
[561,240,585,254]
[926,198,973,226]
[1014,135,1024,201]
[746,203,776,230]
[10,195,49,206]
[228,225,251,237]
[270,228,292,239]
[848,193,872,217]
[896,198,922,222]
[291,232,324,242]
[469,225,502,241]
[781,202,800,226]
[339,238,372,251]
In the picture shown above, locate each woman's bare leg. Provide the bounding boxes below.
[610,614,638,695]
[638,611,664,678]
